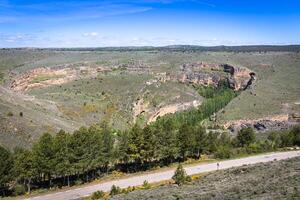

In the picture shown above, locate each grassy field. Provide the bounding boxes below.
[109,156,300,200]
[0,49,299,149]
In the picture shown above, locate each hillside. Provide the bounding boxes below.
[0,49,300,149]
[109,156,300,200]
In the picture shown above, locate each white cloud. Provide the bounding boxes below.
[83,32,99,37]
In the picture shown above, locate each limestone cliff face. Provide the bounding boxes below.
[222,64,255,90]
[174,62,255,91]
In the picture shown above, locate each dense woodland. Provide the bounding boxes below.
[0,82,299,196]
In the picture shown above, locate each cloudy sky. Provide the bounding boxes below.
[0,0,300,47]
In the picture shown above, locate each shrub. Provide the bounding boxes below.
[13,184,26,196]
[142,180,151,189]
[172,164,191,186]
[246,143,261,153]
[110,184,121,196]
[215,145,232,159]
[236,128,256,147]
[19,112,23,117]
[7,112,13,117]
[91,190,105,200]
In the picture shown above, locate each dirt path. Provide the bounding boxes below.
[26,151,300,200]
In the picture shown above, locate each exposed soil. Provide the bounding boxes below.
[148,100,201,124]
[10,65,111,92]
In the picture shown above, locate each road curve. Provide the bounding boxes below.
[26,150,300,200]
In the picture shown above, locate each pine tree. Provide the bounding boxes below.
[0,146,13,194]
[172,164,190,186]
[53,130,72,186]
[32,133,55,186]
[13,148,36,193]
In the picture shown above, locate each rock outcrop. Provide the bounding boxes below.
[147,100,201,124]
[10,65,111,92]
[174,62,256,90]
[223,114,293,133]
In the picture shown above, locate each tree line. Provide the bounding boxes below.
[0,122,299,196]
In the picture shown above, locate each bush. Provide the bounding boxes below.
[13,184,26,196]
[7,112,13,117]
[91,190,105,200]
[142,180,151,189]
[246,143,261,154]
[19,112,23,117]
[172,164,191,186]
[236,128,256,147]
[110,184,121,196]
[215,145,232,159]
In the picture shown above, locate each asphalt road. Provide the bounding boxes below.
[26,150,300,200]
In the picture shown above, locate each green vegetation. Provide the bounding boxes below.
[0,123,299,197]
[91,190,105,200]
[1,49,300,150]
[0,48,300,198]
[110,185,122,196]
[172,164,191,186]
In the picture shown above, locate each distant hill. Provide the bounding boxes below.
[2,44,300,52]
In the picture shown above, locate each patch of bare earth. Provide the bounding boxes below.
[10,65,111,92]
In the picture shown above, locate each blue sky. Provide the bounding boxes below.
[0,0,300,47]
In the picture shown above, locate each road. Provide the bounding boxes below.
[26,150,300,200]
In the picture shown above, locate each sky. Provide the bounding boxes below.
[0,0,300,47]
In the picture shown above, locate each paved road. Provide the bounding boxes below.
[26,151,300,200]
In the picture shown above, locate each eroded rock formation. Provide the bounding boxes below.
[10,65,111,92]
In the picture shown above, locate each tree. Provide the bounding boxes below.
[53,130,72,186]
[290,125,300,146]
[127,124,144,165]
[99,122,115,173]
[172,164,190,185]
[236,128,256,147]
[0,146,13,195]
[154,120,179,164]
[69,126,101,182]
[32,133,55,185]
[140,126,156,164]
[193,125,206,158]
[178,124,196,160]
[13,148,36,194]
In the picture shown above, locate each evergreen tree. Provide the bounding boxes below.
[172,164,190,185]
[127,124,144,165]
[0,146,13,194]
[32,133,55,185]
[53,130,72,186]
[178,124,196,160]
[100,122,115,173]
[13,148,36,193]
